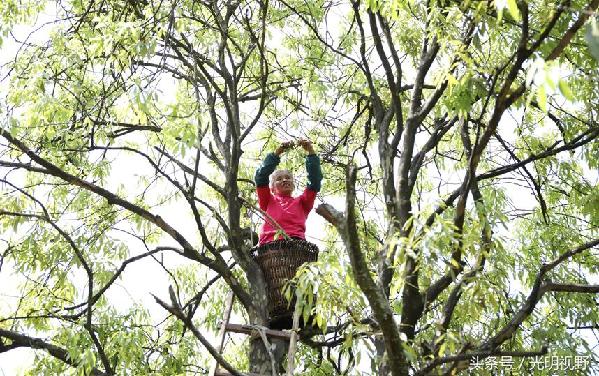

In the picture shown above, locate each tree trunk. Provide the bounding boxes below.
[246,273,288,375]
[249,337,289,375]
[373,336,390,376]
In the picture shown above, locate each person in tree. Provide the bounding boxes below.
[254,139,323,245]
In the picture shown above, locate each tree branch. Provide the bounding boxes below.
[542,283,599,294]
[344,164,406,375]
[414,346,548,376]
[153,295,244,376]
[420,126,598,246]
[0,329,108,376]
[0,128,254,312]
[481,238,599,351]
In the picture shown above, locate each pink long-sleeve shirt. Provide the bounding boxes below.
[256,187,317,245]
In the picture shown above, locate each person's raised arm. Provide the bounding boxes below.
[255,142,294,186]
[254,141,295,209]
[298,139,322,192]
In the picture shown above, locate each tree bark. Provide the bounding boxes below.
[249,337,289,375]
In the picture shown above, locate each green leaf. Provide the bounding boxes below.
[506,0,521,21]
[472,32,482,51]
[558,79,574,101]
[585,18,599,62]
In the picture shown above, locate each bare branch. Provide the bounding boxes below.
[0,160,51,174]
[542,283,599,294]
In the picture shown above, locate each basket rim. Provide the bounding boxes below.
[251,238,319,257]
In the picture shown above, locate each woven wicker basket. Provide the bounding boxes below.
[252,239,319,317]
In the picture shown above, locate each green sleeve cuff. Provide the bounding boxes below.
[305,154,323,191]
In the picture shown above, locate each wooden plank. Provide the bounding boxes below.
[286,302,301,376]
[224,323,291,340]
[209,292,235,376]
[214,371,262,376]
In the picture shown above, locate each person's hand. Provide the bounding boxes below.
[297,139,315,154]
[275,141,295,156]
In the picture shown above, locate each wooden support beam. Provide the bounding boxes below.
[224,323,292,340]
[286,301,301,376]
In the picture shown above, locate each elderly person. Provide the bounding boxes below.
[254,139,323,245]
